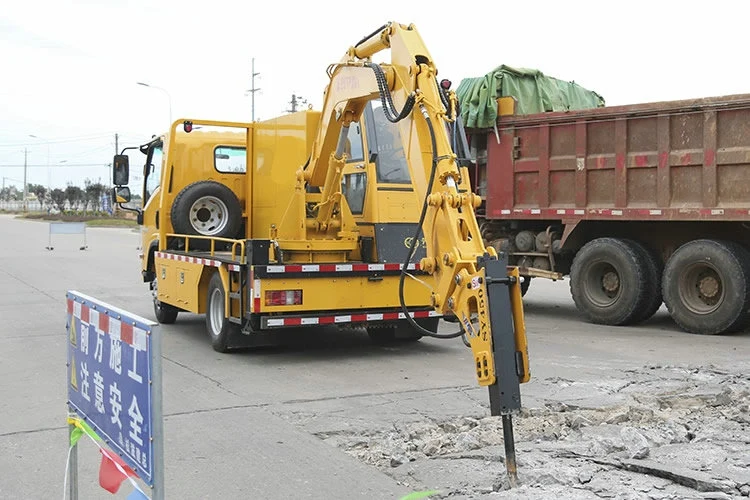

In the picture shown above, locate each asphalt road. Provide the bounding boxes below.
[1,214,748,499]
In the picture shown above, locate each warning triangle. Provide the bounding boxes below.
[69,318,78,347]
[70,352,78,391]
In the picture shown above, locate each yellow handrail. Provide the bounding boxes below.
[165,233,246,264]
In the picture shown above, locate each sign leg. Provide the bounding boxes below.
[68,423,79,500]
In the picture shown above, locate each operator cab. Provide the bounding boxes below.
[340,100,424,264]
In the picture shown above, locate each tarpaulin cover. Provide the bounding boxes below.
[456,65,605,128]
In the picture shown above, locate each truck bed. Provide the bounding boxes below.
[484,93,750,221]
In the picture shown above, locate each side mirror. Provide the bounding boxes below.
[113,155,130,186]
[113,186,131,203]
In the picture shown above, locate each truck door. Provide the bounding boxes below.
[140,139,164,275]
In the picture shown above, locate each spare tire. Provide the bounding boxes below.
[171,181,242,238]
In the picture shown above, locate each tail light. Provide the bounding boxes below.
[265,290,303,306]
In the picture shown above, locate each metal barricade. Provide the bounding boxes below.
[46,222,88,250]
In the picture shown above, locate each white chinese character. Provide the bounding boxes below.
[109,382,122,429]
[89,310,99,333]
[141,453,147,469]
[94,329,104,363]
[117,432,124,447]
[128,395,144,446]
[127,345,142,383]
[80,323,90,355]
[135,447,141,462]
[109,338,122,374]
[93,371,105,413]
[80,362,90,402]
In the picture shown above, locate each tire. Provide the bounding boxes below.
[520,276,531,297]
[152,279,178,324]
[367,325,397,345]
[171,181,242,238]
[570,238,650,326]
[626,240,663,324]
[397,317,438,341]
[206,272,241,352]
[662,239,750,335]
[367,317,437,344]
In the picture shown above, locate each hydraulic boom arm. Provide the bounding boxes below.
[279,22,530,484]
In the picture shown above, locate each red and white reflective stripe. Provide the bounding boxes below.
[228,264,241,272]
[494,208,750,218]
[67,299,147,350]
[251,265,261,313]
[155,251,221,267]
[264,263,419,274]
[265,310,439,327]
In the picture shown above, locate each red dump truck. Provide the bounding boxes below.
[465,93,750,335]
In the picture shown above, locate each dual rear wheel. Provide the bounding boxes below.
[570,237,750,334]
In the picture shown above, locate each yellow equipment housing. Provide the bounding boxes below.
[116,22,527,403]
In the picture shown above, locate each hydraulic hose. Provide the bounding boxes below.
[364,62,463,339]
[397,104,464,340]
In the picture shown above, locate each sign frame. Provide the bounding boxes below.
[66,291,163,499]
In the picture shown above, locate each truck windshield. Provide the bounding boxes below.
[370,101,410,184]
[144,145,163,203]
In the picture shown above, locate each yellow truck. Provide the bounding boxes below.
[118,110,443,352]
[113,21,530,482]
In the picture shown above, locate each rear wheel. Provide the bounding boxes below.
[206,272,241,352]
[152,279,178,324]
[662,239,750,335]
[627,241,663,324]
[367,317,438,344]
[570,238,649,326]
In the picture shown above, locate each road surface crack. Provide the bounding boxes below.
[162,355,241,397]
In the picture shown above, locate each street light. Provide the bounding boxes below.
[136,82,173,125]
[28,134,51,190]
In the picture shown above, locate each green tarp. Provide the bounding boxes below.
[455,65,605,128]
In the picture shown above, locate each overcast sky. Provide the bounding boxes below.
[1,0,748,190]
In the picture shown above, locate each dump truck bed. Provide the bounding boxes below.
[484,93,750,221]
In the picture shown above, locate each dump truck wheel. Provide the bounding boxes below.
[628,240,664,324]
[570,238,649,326]
[662,240,750,335]
[206,272,240,352]
[151,279,178,324]
[171,181,242,238]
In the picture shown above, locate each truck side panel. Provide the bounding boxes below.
[485,94,750,222]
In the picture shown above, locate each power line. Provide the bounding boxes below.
[0,133,114,148]
[0,163,108,168]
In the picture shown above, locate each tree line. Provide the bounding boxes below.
[0,179,111,212]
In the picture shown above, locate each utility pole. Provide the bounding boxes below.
[245,58,261,121]
[287,94,308,113]
[23,148,28,212]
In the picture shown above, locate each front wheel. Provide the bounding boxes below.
[152,279,178,324]
[662,240,750,335]
[206,272,241,352]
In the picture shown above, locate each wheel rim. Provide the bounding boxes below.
[208,288,225,337]
[189,196,229,236]
[678,262,724,314]
[583,260,622,307]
